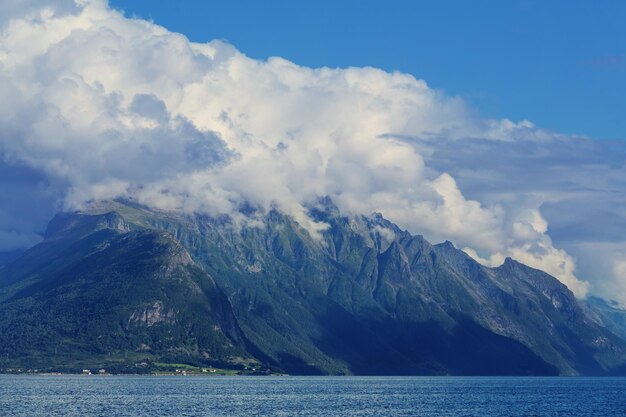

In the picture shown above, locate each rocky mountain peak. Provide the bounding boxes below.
[2,200,625,376]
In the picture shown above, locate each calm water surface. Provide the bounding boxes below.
[1,375,625,416]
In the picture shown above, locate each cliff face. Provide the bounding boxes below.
[1,200,625,375]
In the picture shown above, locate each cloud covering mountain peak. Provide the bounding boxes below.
[1,0,625,300]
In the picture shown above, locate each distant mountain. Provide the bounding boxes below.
[584,296,626,341]
[1,200,625,375]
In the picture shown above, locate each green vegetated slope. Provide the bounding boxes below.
[0,212,253,373]
[1,200,625,375]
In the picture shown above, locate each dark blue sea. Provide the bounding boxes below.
[1,375,625,416]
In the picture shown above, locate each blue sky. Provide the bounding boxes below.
[110,0,626,141]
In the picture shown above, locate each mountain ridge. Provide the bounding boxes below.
[1,200,625,375]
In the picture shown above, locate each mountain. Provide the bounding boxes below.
[0,212,255,373]
[584,296,626,341]
[1,200,625,375]
[0,250,23,267]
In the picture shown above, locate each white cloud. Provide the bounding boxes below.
[2,0,624,300]
[614,259,626,297]
[563,242,626,303]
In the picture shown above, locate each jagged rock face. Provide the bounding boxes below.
[1,200,625,376]
[128,301,176,327]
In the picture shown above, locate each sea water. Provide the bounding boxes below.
[1,375,625,416]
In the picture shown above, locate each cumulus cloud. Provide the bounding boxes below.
[1,0,624,300]
[418,132,626,300]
